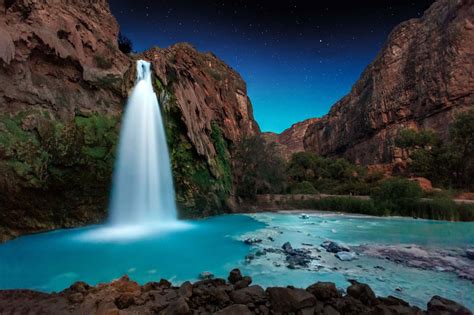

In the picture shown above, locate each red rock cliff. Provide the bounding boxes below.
[303,0,474,166]
[0,1,260,239]
[263,118,320,160]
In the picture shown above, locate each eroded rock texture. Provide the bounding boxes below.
[263,118,320,160]
[0,0,132,241]
[142,44,259,215]
[303,0,474,168]
[0,1,260,240]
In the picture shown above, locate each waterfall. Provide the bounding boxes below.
[109,60,177,225]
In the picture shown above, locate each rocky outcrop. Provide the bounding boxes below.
[303,0,474,167]
[0,269,471,314]
[142,44,259,215]
[263,118,319,160]
[0,0,132,241]
[0,1,260,239]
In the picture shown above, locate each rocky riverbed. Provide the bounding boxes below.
[0,269,471,315]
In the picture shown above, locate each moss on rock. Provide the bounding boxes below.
[155,78,234,217]
[0,111,119,237]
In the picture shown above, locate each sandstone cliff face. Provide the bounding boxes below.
[0,0,132,240]
[143,44,259,214]
[303,0,474,167]
[263,118,320,160]
[0,1,260,239]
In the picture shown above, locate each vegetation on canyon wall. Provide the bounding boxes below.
[0,111,119,238]
[155,78,233,217]
[396,109,474,190]
[232,111,474,221]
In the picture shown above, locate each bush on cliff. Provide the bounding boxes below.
[118,32,133,54]
[396,109,474,190]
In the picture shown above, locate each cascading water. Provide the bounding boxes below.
[109,60,177,225]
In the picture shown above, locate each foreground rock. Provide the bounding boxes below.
[0,269,470,314]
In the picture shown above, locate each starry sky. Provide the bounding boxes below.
[110,0,434,133]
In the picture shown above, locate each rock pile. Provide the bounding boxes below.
[0,269,471,314]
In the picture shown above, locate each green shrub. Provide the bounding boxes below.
[290,181,317,194]
[296,197,378,216]
[371,178,422,204]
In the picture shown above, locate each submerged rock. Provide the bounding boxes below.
[281,241,313,268]
[244,238,262,245]
[198,271,215,280]
[335,251,357,261]
[321,241,350,253]
[466,249,474,260]
[359,244,474,281]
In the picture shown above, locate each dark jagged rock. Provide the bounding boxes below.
[347,280,377,306]
[267,287,317,313]
[306,282,342,301]
[0,269,471,314]
[244,237,263,245]
[227,268,243,284]
[234,276,252,290]
[229,285,265,304]
[466,249,474,260]
[322,241,351,253]
[427,296,473,315]
[281,241,313,268]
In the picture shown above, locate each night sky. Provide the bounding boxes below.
[110,0,434,133]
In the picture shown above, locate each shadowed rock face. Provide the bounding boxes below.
[0,270,471,314]
[303,0,474,167]
[144,44,259,162]
[0,1,260,239]
[263,118,320,160]
[0,0,132,241]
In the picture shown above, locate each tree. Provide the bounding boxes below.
[396,109,474,189]
[449,109,474,188]
[118,32,133,54]
[232,135,287,200]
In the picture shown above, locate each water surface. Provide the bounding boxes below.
[0,212,472,310]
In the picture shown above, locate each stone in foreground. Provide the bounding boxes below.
[0,269,470,315]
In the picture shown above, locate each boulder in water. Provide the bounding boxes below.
[244,238,262,245]
[228,269,243,284]
[335,251,357,261]
[321,241,350,253]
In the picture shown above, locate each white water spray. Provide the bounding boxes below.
[108,60,177,225]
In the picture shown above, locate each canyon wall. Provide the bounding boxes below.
[0,0,259,240]
[303,0,473,168]
[263,118,320,160]
[143,44,259,216]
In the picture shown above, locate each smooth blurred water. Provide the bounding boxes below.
[109,60,176,225]
[0,213,473,310]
